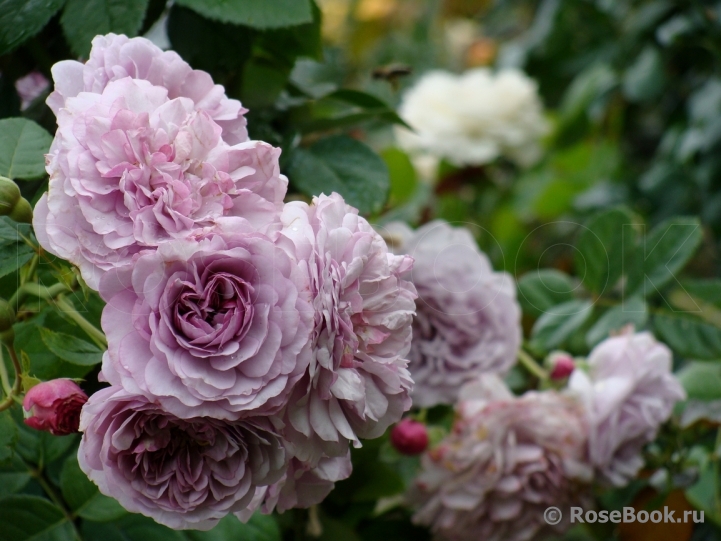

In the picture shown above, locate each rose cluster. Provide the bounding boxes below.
[33,34,417,530]
[409,330,685,541]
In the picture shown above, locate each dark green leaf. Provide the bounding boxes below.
[622,46,666,102]
[0,217,32,245]
[575,207,637,294]
[381,147,417,205]
[0,456,31,498]
[653,312,721,360]
[61,454,127,522]
[82,514,185,541]
[167,5,254,77]
[0,118,53,180]
[186,514,281,541]
[517,269,576,318]
[679,279,721,311]
[61,0,150,57]
[287,135,390,214]
[678,362,721,401]
[0,410,18,463]
[530,299,593,351]
[13,306,101,380]
[0,0,66,55]
[39,328,103,366]
[175,0,313,29]
[0,495,74,541]
[0,242,33,278]
[686,459,721,526]
[586,297,648,346]
[626,216,702,297]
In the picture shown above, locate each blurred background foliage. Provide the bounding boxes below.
[2,1,721,541]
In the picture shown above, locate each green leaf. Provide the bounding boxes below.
[61,0,150,57]
[0,456,31,498]
[0,217,32,245]
[287,135,390,215]
[61,454,127,522]
[0,0,66,55]
[0,118,53,180]
[167,5,255,77]
[39,328,103,366]
[0,410,18,463]
[83,514,185,541]
[301,90,410,133]
[380,147,417,205]
[678,362,721,401]
[686,459,721,526]
[680,279,721,311]
[653,312,721,360]
[622,46,666,102]
[517,269,576,318]
[585,297,648,346]
[530,299,593,351]
[575,207,637,294]
[175,0,313,28]
[626,216,702,298]
[186,514,281,541]
[0,495,74,541]
[13,310,96,381]
[0,242,34,278]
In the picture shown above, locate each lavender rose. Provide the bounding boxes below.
[383,220,521,407]
[78,387,287,530]
[568,330,686,486]
[277,193,417,462]
[99,233,313,420]
[410,375,592,541]
[35,36,286,290]
[47,34,247,144]
[237,453,352,520]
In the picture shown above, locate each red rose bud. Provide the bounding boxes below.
[23,379,88,435]
[549,352,575,380]
[391,418,429,455]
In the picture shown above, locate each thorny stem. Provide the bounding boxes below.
[517,349,549,381]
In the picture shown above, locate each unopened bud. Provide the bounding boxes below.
[390,418,429,455]
[8,197,32,223]
[547,351,575,380]
[0,176,21,216]
[23,379,88,436]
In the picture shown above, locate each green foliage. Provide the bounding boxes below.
[287,135,390,214]
[0,0,66,55]
[0,119,53,181]
[61,0,150,57]
[174,0,313,29]
[39,328,103,367]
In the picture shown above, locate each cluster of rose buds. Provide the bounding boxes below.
[31,34,417,531]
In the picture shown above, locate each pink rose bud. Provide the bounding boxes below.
[549,352,575,380]
[391,418,429,455]
[23,379,87,436]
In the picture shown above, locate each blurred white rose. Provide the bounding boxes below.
[396,68,549,168]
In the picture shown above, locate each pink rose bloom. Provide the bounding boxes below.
[410,375,592,541]
[78,386,287,530]
[568,331,686,486]
[277,194,417,463]
[23,378,87,435]
[47,34,247,144]
[15,71,49,110]
[383,221,521,407]
[99,233,313,420]
[35,35,284,290]
[236,453,352,520]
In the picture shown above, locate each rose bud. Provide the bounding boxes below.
[391,418,429,456]
[23,379,88,435]
[548,351,576,380]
